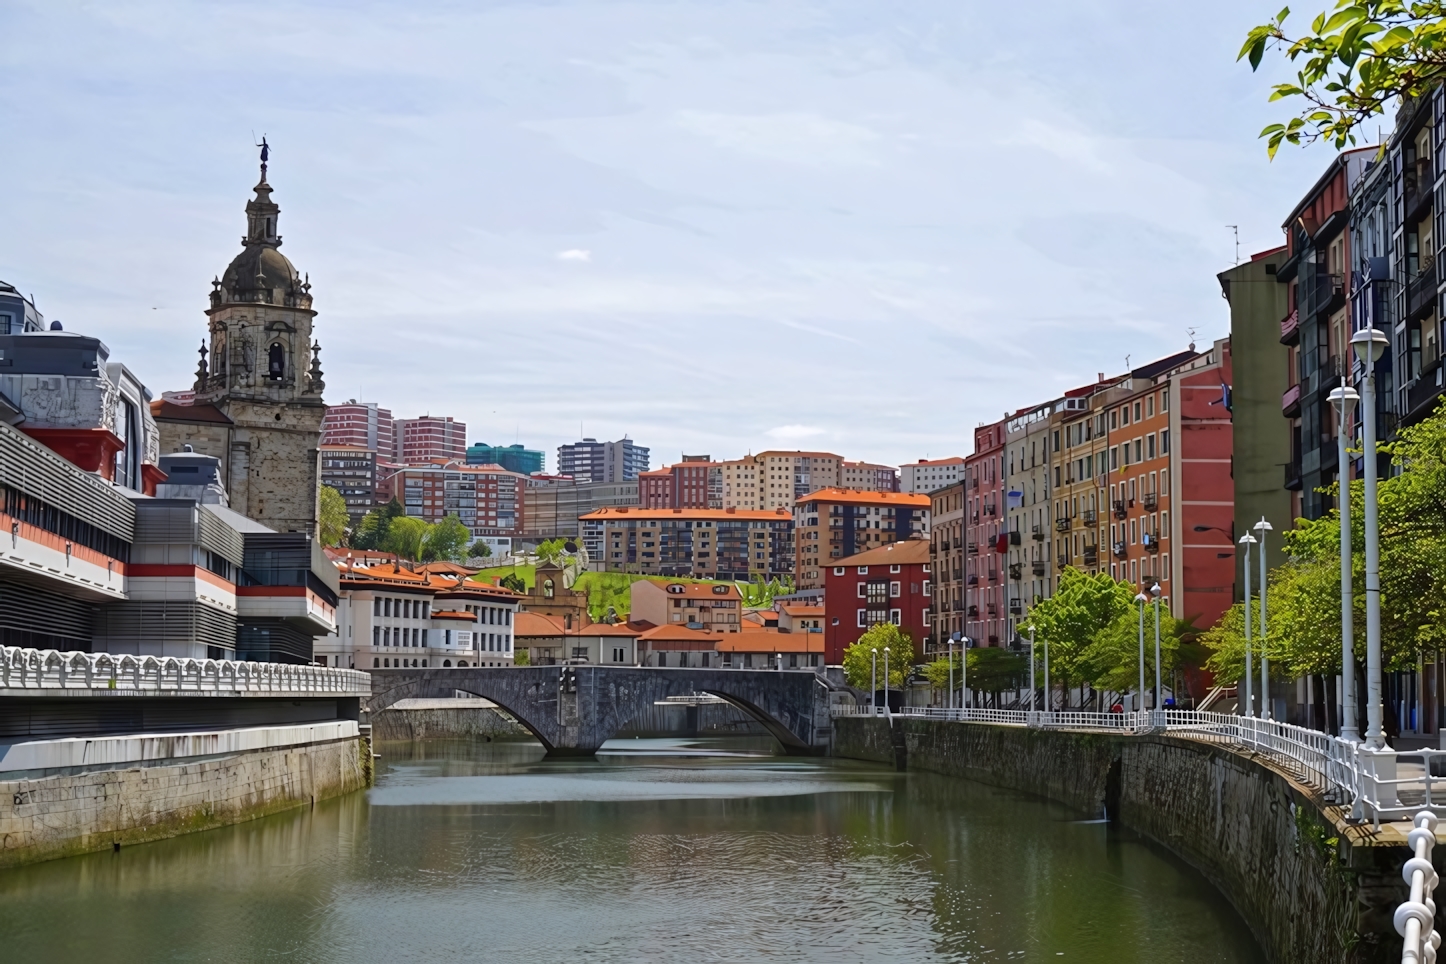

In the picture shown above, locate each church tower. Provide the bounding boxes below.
[158,151,326,533]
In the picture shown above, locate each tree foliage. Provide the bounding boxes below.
[318,485,349,547]
[842,624,916,690]
[1241,2,1446,156]
[423,516,472,563]
[350,498,405,551]
[499,572,527,593]
[468,540,493,559]
[738,574,794,609]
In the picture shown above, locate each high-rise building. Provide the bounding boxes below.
[152,157,326,535]
[322,401,394,455]
[579,506,793,580]
[556,437,649,483]
[466,442,544,476]
[791,488,930,590]
[392,461,524,537]
[901,457,965,493]
[840,460,899,493]
[395,416,466,464]
[520,477,639,541]
[320,445,378,523]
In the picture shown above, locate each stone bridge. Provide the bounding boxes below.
[364,666,837,755]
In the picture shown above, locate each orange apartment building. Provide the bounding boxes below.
[793,488,931,591]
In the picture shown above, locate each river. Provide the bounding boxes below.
[0,736,1263,962]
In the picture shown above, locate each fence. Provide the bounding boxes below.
[0,645,373,697]
[833,703,1446,826]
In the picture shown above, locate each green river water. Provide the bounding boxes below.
[0,736,1264,962]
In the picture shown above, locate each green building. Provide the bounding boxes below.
[1218,249,1293,583]
[467,442,544,476]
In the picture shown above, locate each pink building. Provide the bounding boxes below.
[322,400,394,454]
[964,418,1007,645]
[394,416,466,464]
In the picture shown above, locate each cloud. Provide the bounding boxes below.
[675,111,881,167]
[766,424,827,441]
[556,249,591,262]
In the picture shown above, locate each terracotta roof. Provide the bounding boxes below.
[578,622,642,637]
[149,399,233,424]
[514,612,565,637]
[904,456,965,466]
[432,610,478,622]
[717,629,825,653]
[779,604,824,616]
[632,581,741,601]
[636,624,723,643]
[419,561,480,577]
[833,539,932,568]
[796,488,930,508]
[581,506,791,521]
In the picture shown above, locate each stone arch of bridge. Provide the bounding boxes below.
[365,674,561,752]
[690,687,810,752]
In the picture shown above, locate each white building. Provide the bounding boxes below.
[900,457,965,494]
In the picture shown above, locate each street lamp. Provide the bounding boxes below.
[1351,326,1390,749]
[1329,385,1361,742]
[949,631,958,715]
[1135,592,1148,713]
[1028,624,1036,714]
[884,646,890,715]
[1151,582,1162,711]
[961,635,971,712]
[1239,533,1257,717]
[1254,517,1273,720]
[1042,627,1050,717]
[871,647,878,713]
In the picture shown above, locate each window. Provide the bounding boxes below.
[1110,410,1119,430]
[1161,391,1169,413]
[1161,511,1168,535]
[1162,554,1169,579]
[1111,447,1119,470]
[923,580,931,594]
[890,581,901,598]
[543,579,554,598]
[384,598,392,617]
[857,582,867,598]
[1160,429,1170,455]
[1133,401,1142,422]
[857,566,868,575]
[857,609,867,627]
[1161,469,1169,495]
[890,564,901,573]
[889,609,901,625]
[1147,434,1156,460]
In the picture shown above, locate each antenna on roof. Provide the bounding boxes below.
[1226,225,1240,265]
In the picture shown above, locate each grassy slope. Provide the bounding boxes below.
[471,566,730,621]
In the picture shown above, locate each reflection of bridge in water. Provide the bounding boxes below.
[365,666,841,755]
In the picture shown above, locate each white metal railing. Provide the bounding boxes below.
[831,702,1446,824]
[0,646,372,697]
[1398,811,1441,964]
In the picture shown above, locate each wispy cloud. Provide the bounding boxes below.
[556,249,591,262]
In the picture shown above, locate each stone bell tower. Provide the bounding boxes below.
[162,151,326,534]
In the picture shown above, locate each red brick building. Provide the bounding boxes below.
[964,418,1007,645]
[823,539,931,664]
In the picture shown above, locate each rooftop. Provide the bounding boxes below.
[795,488,931,508]
[833,539,932,568]
[580,506,790,521]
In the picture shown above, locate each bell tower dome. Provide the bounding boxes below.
[157,145,326,536]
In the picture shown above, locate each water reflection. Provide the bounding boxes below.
[0,736,1263,963]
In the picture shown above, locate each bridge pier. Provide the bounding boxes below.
[365,665,837,756]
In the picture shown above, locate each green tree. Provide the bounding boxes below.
[964,647,1029,704]
[513,648,531,666]
[1024,567,1138,697]
[318,485,349,548]
[423,515,471,563]
[842,624,916,690]
[350,497,405,551]
[1241,2,1446,156]
[499,572,526,593]
[468,540,493,559]
[382,516,429,561]
[1082,602,1192,696]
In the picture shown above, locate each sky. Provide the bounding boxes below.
[1,0,1346,471]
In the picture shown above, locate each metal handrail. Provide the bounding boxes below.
[829,703,1446,825]
[1398,811,1440,964]
[0,645,373,696]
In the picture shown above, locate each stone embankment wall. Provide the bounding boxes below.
[834,717,1416,964]
[0,736,370,869]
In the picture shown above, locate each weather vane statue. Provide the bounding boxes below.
[256,135,270,179]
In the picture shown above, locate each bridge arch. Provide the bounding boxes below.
[364,671,560,752]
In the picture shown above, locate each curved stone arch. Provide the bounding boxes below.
[693,688,811,752]
[365,671,560,752]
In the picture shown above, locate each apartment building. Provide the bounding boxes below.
[901,457,965,494]
[1104,374,1174,594]
[840,460,900,492]
[320,444,378,522]
[718,450,842,510]
[966,419,1008,644]
[792,488,930,590]
[928,480,966,656]
[394,416,466,464]
[630,580,744,633]
[823,539,931,663]
[317,557,518,669]
[321,400,394,455]
[392,462,524,537]
[557,437,650,483]
[1050,390,1111,578]
[641,456,719,509]
[579,506,794,579]
[1005,404,1053,639]
[521,478,639,541]
[465,443,544,476]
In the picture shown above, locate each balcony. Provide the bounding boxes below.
[1406,167,1435,223]
[1285,458,1302,490]
[1031,561,1046,576]
[967,605,979,617]
[971,511,980,524]
[1112,500,1128,520]
[1406,372,1445,421]
[1142,531,1161,554]
[1082,546,1098,565]
[1407,257,1439,319]
[1031,524,1046,542]
[1301,267,1345,319]
[1008,563,1023,580]
[1054,516,1071,532]
[1009,601,1023,616]
[967,542,979,555]
[1082,507,1097,525]
[1142,492,1158,511]
[1112,541,1129,559]
[986,604,998,616]
[1281,382,1302,417]
[1279,308,1299,345]
[967,574,979,585]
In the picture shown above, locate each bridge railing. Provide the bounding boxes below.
[1397,811,1440,964]
[832,702,1446,824]
[0,646,373,697]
